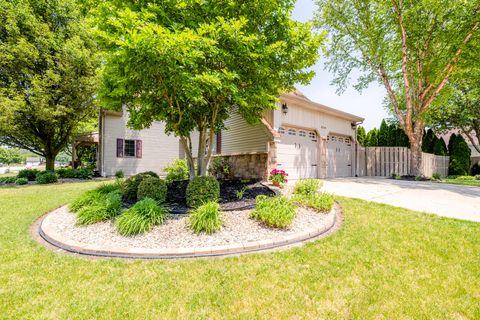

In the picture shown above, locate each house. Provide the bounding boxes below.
[80,92,364,180]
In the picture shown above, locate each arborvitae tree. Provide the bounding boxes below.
[386,123,397,146]
[378,119,389,146]
[433,137,447,156]
[366,128,379,147]
[395,127,410,147]
[448,134,471,175]
[357,126,367,146]
[448,133,457,155]
[422,129,436,153]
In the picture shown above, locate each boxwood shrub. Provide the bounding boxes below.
[188,202,222,234]
[15,178,28,185]
[35,171,58,184]
[0,176,17,184]
[137,176,167,203]
[56,168,94,179]
[186,176,220,208]
[17,169,40,181]
[122,171,159,203]
[115,198,169,236]
[250,195,296,229]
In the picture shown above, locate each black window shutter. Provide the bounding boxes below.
[116,139,124,158]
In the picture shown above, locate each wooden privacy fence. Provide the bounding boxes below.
[357,147,449,177]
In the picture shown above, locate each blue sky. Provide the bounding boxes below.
[292,0,389,130]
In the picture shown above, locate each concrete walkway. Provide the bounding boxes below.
[322,177,480,222]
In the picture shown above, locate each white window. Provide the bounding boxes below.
[345,138,350,143]
[288,128,297,136]
[338,137,344,142]
[308,132,316,139]
[299,130,306,137]
[278,127,286,134]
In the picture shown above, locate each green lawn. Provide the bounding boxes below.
[443,178,480,187]
[1,182,479,319]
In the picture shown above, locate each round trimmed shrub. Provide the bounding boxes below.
[186,176,220,208]
[15,178,28,185]
[17,169,40,181]
[137,176,167,203]
[122,171,159,203]
[35,171,58,184]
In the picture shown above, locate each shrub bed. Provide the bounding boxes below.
[250,195,296,229]
[36,171,58,184]
[188,202,222,234]
[56,168,94,179]
[293,179,322,196]
[0,176,17,184]
[15,178,28,185]
[186,176,220,208]
[17,169,40,181]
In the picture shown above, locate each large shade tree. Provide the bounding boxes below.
[0,0,100,170]
[315,0,480,175]
[429,71,480,154]
[95,0,322,178]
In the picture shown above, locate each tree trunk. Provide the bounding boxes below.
[45,156,55,171]
[409,136,423,176]
[180,137,196,180]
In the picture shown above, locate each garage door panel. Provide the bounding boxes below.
[327,135,352,178]
[276,127,318,180]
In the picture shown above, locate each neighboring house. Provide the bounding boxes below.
[25,157,43,168]
[82,91,364,180]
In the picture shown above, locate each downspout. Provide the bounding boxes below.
[353,120,364,177]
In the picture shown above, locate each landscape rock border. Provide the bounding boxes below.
[36,204,340,260]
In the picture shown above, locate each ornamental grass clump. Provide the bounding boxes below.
[293,179,322,196]
[188,202,222,234]
[292,193,334,213]
[115,198,169,236]
[76,190,122,225]
[250,195,296,229]
[70,183,122,212]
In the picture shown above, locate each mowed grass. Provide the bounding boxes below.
[1,182,479,319]
[443,178,480,187]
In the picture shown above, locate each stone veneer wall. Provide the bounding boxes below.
[212,153,269,180]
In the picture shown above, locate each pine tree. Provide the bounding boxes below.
[422,129,435,153]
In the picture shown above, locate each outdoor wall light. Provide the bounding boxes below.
[282,103,288,114]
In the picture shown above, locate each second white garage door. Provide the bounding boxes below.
[327,135,353,178]
[276,127,318,180]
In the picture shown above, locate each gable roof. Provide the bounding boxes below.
[280,92,364,123]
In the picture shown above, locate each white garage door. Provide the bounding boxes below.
[327,135,352,178]
[276,127,318,180]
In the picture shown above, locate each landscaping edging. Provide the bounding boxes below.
[36,204,339,260]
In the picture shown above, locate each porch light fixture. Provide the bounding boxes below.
[282,103,288,114]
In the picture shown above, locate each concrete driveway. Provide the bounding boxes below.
[322,177,480,222]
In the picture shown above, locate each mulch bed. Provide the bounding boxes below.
[392,175,431,182]
[166,179,275,214]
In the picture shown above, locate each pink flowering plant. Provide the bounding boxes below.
[269,169,288,186]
